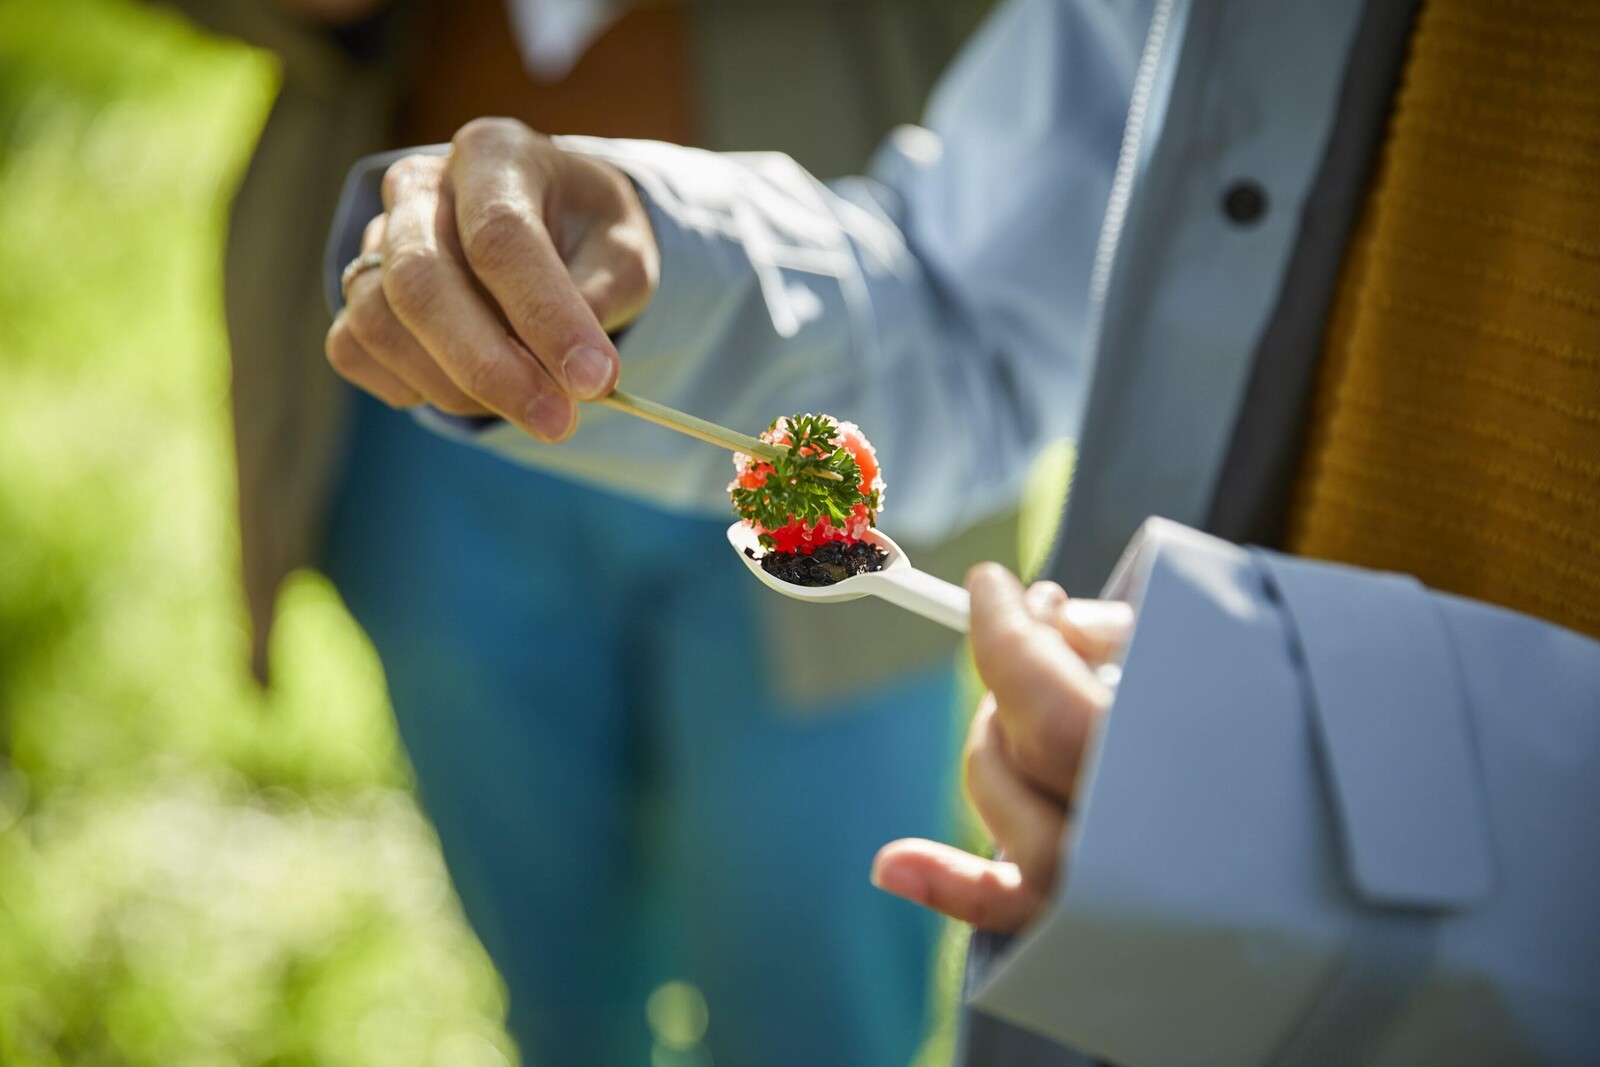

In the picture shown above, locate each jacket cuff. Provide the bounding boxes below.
[551,135,781,386]
[965,519,1489,1064]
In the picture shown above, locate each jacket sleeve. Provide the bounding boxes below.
[961,518,1600,1066]
[324,0,1150,542]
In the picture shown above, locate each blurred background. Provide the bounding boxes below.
[0,0,1070,1062]
[0,1,518,1062]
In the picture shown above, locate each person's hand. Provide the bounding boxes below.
[326,118,659,441]
[871,564,1133,933]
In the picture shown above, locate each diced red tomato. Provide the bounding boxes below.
[737,463,772,490]
[836,424,879,495]
[768,515,842,554]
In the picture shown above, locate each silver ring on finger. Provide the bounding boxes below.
[340,251,385,303]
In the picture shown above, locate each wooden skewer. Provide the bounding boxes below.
[596,388,845,482]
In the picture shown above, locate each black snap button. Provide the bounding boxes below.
[1223,180,1267,225]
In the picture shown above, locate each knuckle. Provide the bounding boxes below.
[381,155,434,204]
[962,702,998,779]
[343,287,390,345]
[324,328,363,375]
[1038,701,1087,764]
[1013,707,1081,793]
[453,116,529,153]
[962,749,997,812]
[381,247,441,318]
[1010,735,1055,789]
[458,198,530,275]
[379,165,406,207]
[1025,581,1067,616]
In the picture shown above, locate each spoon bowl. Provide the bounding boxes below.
[727,522,970,630]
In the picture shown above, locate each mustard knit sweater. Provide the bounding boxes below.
[1287,0,1600,640]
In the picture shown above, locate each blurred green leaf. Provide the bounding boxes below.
[0,1,515,1063]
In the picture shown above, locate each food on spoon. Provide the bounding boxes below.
[729,413,889,586]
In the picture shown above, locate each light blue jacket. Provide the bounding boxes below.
[326,0,1600,1061]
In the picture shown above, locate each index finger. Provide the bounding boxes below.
[967,563,1111,800]
[449,120,619,400]
[380,154,577,440]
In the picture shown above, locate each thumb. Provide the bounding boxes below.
[871,838,1046,934]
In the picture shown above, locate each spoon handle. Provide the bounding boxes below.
[870,565,1125,688]
[870,566,971,633]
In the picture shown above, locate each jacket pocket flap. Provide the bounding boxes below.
[1252,550,1494,910]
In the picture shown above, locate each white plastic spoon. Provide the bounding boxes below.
[727,522,970,631]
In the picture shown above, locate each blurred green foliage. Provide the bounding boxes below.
[0,0,516,1062]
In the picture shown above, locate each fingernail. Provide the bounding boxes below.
[562,345,614,399]
[525,392,574,441]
